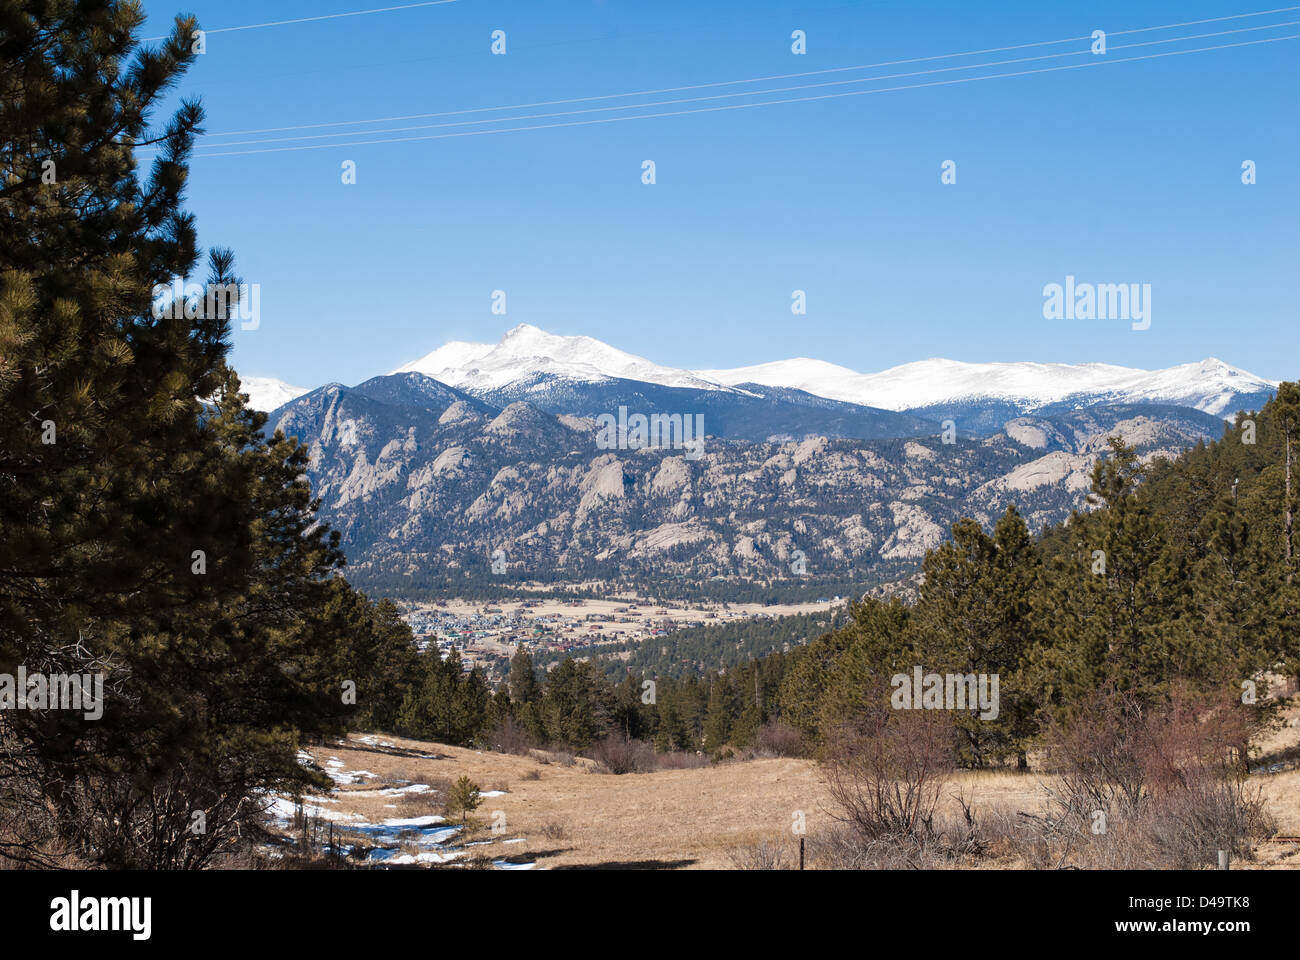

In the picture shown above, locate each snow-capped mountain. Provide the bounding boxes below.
[239,376,309,412]
[390,325,1275,424]
[251,325,1276,429]
[393,323,729,394]
[266,375,1225,596]
[248,323,1281,596]
[698,357,1276,420]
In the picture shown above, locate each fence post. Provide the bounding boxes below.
[1217,849,1230,870]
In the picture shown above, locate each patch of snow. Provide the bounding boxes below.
[380,815,446,828]
[368,848,465,865]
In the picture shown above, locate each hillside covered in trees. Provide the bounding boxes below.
[323,388,1299,772]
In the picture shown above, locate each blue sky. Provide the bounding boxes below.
[138,0,1299,388]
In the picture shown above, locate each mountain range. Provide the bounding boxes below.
[246,324,1276,438]
[243,325,1277,599]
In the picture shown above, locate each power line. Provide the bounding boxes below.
[182,34,1300,158]
[199,6,1300,139]
[156,0,869,93]
[140,0,459,42]
[185,20,1300,150]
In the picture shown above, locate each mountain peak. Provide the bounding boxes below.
[238,375,309,413]
[394,324,727,394]
[501,322,547,340]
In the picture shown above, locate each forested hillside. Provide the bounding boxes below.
[332,387,1298,773]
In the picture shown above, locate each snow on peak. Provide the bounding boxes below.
[239,375,308,412]
[394,323,727,393]
[701,355,1276,418]
[392,325,1275,421]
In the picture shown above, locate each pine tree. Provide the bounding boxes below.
[653,694,691,752]
[1275,382,1300,584]
[903,507,1041,767]
[612,671,649,740]
[508,643,540,704]
[398,648,484,745]
[453,664,491,743]
[0,4,403,867]
[540,657,613,749]
[730,664,764,747]
[444,775,481,823]
[817,597,911,745]
[703,675,735,751]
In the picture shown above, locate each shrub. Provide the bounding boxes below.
[1020,684,1273,869]
[655,750,710,770]
[756,720,805,758]
[588,734,657,774]
[823,697,954,844]
[727,839,790,870]
[488,717,533,756]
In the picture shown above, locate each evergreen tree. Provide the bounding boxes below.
[0,3,390,867]
[612,671,650,740]
[453,664,491,743]
[508,643,540,704]
[730,664,765,747]
[444,775,481,823]
[653,694,691,752]
[540,657,613,749]
[906,506,1041,767]
[1275,382,1300,585]
[398,648,464,744]
[703,675,735,751]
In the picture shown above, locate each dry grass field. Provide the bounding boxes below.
[288,704,1300,870]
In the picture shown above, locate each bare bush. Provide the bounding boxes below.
[383,766,414,786]
[396,781,450,817]
[588,734,656,774]
[1022,684,1273,869]
[488,717,533,756]
[727,838,790,870]
[824,697,954,845]
[756,720,805,758]
[0,717,276,870]
[655,750,710,770]
[807,793,987,869]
